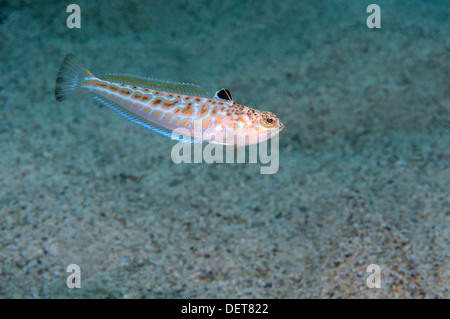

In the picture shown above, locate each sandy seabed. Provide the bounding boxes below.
[0,0,448,298]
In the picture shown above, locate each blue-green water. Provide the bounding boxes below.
[0,0,448,298]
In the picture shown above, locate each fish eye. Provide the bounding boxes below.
[261,117,277,128]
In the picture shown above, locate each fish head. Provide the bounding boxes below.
[228,109,284,146]
[246,110,284,144]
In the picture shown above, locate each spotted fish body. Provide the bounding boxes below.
[55,54,284,145]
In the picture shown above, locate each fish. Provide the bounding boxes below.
[55,54,284,145]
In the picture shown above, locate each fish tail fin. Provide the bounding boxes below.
[55,54,93,101]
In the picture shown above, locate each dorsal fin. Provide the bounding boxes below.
[214,88,233,103]
[100,73,209,97]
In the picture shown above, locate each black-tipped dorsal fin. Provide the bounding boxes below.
[214,88,233,103]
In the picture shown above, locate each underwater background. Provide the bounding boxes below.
[0,0,448,298]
